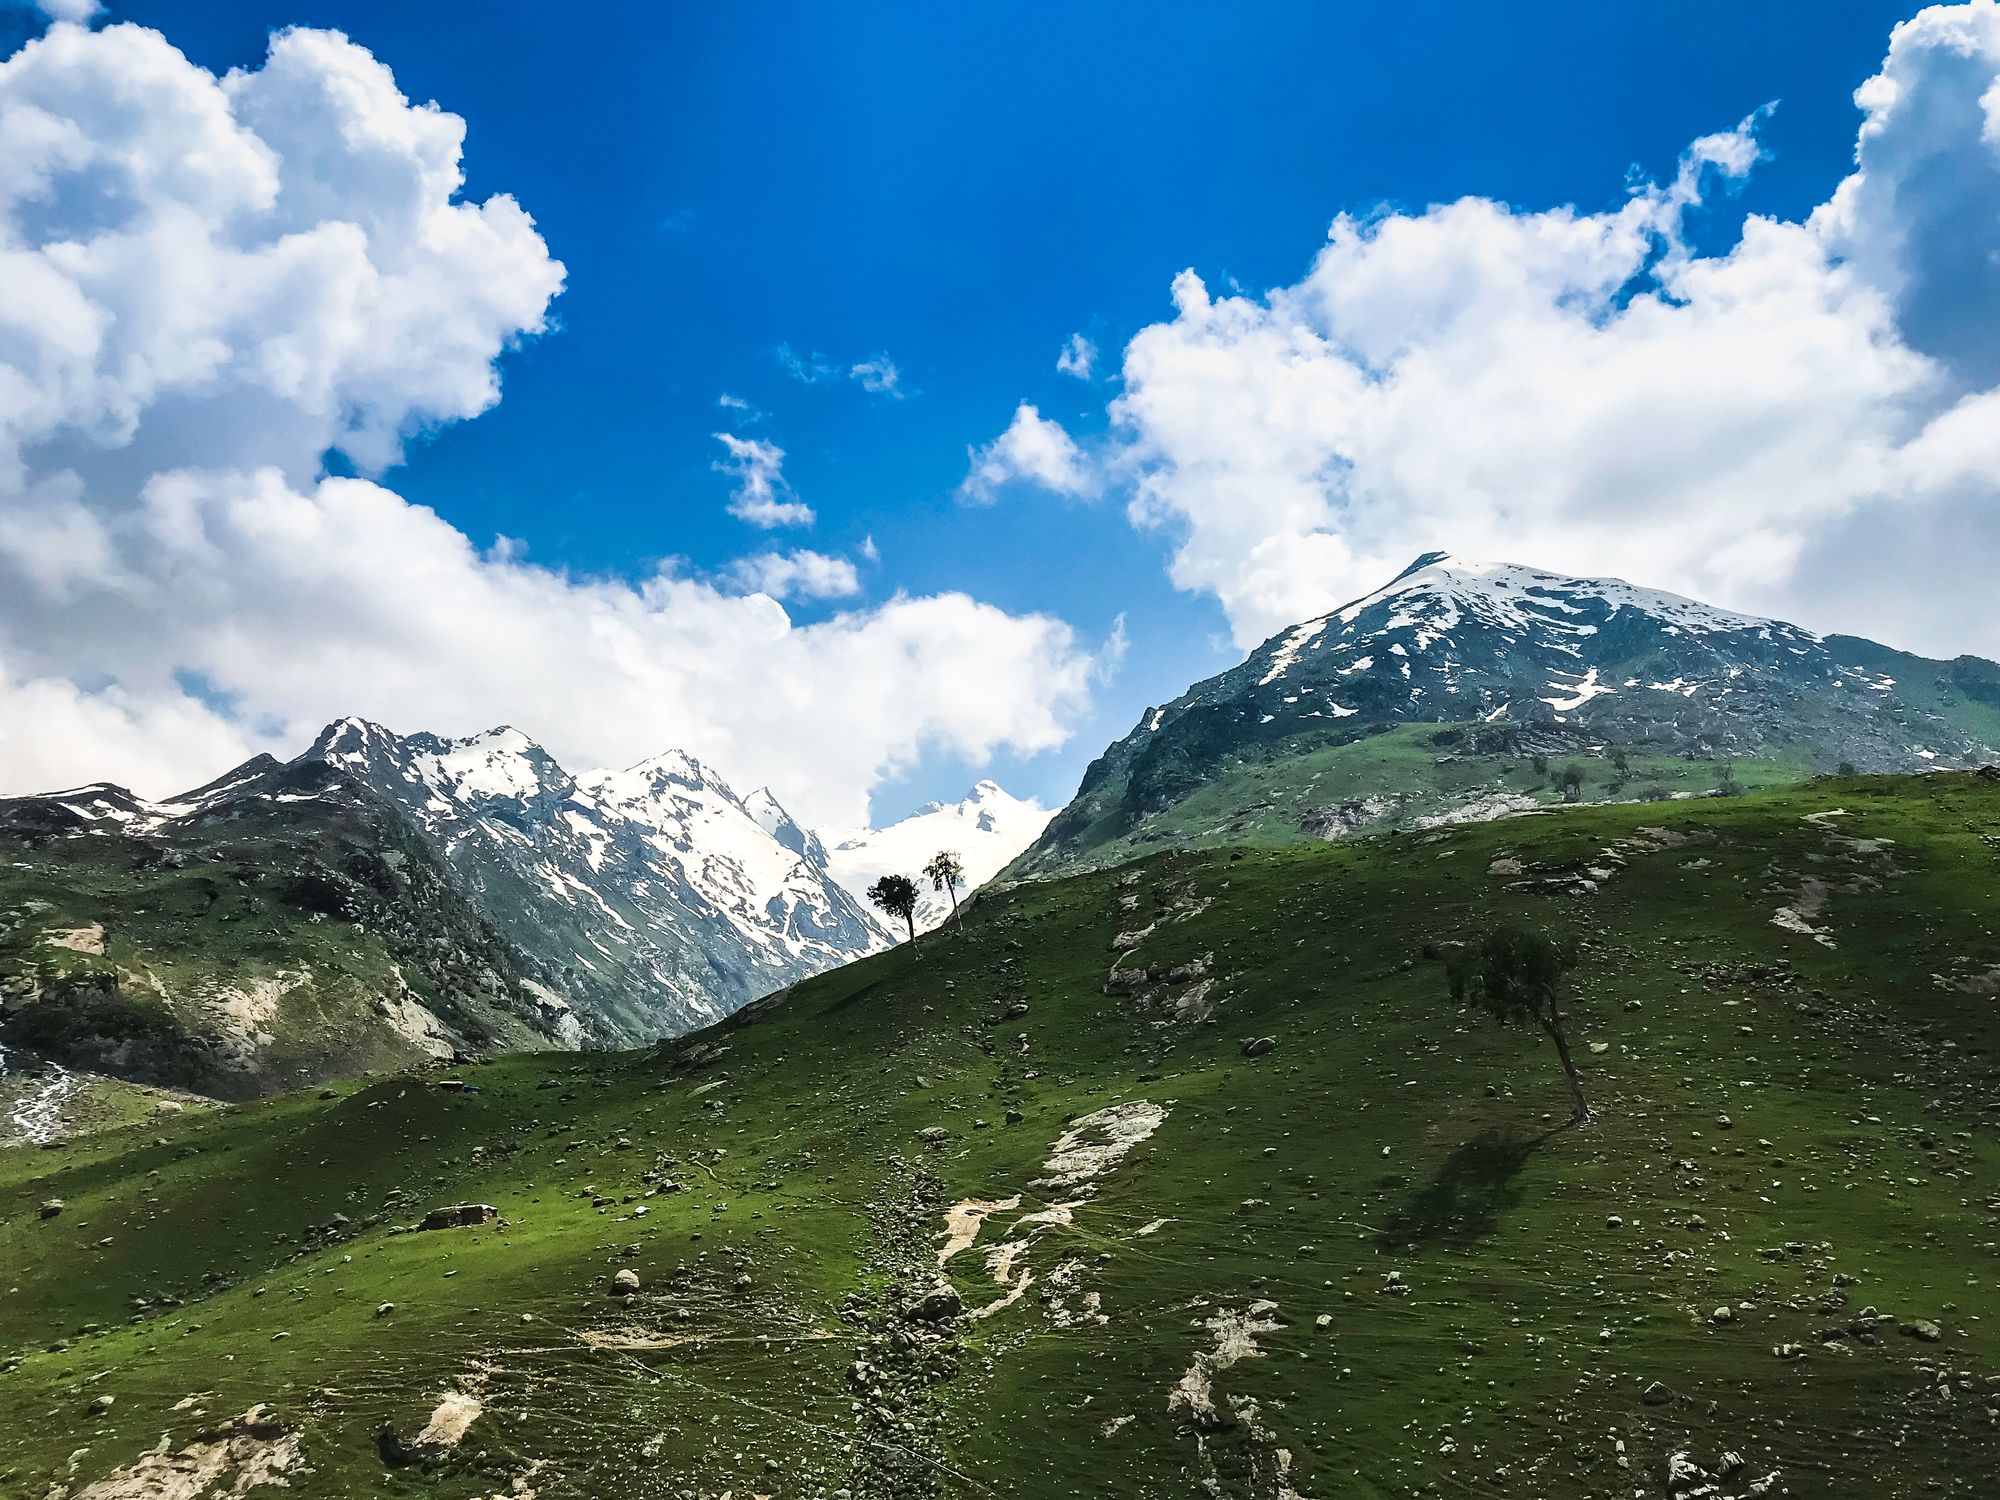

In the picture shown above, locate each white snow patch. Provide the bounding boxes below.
[1257,620,1326,686]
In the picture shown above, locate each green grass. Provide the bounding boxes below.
[0,803,555,1099]
[1057,720,1813,868]
[3,772,1997,1497]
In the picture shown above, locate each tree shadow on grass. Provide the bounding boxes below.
[1376,1124,1559,1249]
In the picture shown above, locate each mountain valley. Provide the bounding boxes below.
[2,770,1995,1497]
[3,560,1999,1500]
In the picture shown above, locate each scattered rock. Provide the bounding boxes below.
[417,1203,498,1232]
[909,1283,962,1322]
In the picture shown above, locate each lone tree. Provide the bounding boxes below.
[922,851,965,925]
[1447,927,1593,1124]
[866,874,920,944]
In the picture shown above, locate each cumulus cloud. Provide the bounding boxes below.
[959,402,1096,502]
[1056,332,1096,380]
[1096,1,2000,657]
[33,0,100,23]
[713,432,812,527]
[723,547,863,600]
[0,20,1102,827]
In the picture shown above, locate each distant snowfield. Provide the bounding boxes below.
[821,781,1055,934]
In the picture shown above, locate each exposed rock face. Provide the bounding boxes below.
[307,720,886,1041]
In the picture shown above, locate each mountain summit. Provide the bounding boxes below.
[1012,554,2000,876]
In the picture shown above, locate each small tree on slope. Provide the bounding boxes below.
[922,851,965,926]
[867,874,921,945]
[1447,927,1593,1124]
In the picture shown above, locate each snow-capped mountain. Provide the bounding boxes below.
[305,720,885,1041]
[1015,552,2000,876]
[823,781,1055,933]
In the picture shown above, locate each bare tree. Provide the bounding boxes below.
[922,851,965,926]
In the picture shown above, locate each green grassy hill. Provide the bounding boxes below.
[3,773,1997,1498]
[0,759,571,1103]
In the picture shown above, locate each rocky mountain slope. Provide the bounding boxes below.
[1013,553,2000,878]
[3,771,1994,1497]
[0,719,898,1099]
[0,754,572,1100]
[822,780,1054,931]
[305,719,885,1041]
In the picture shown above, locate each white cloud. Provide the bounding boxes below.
[4,466,1097,825]
[775,342,836,384]
[723,547,862,600]
[959,402,1096,502]
[849,354,902,396]
[0,21,566,487]
[34,0,100,23]
[1056,332,1096,380]
[713,432,813,527]
[778,342,906,396]
[1098,2,2000,656]
[0,20,1103,828]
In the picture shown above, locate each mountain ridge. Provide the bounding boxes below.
[1010,552,2000,878]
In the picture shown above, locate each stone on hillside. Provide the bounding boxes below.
[910,1283,962,1322]
[612,1269,641,1295]
[1642,1380,1673,1406]
[1904,1319,1942,1341]
[376,1302,395,1317]
[1241,1036,1276,1058]
[417,1203,498,1232]
[1666,1452,1706,1494]
[40,1199,63,1219]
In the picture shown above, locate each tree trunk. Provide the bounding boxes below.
[905,912,916,945]
[947,887,960,926]
[1541,1017,1593,1123]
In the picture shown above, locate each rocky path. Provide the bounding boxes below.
[838,1159,980,1499]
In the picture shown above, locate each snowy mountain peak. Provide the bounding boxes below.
[595,747,721,793]
[1323,554,1793,647]
[414,726,570,805]
[824,780,1055,934]
[1015,555,2000,881]
[308,715,397,762]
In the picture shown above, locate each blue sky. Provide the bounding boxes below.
[3,1,1994,826]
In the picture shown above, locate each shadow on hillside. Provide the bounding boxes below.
[1377,1124,1555,1249]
